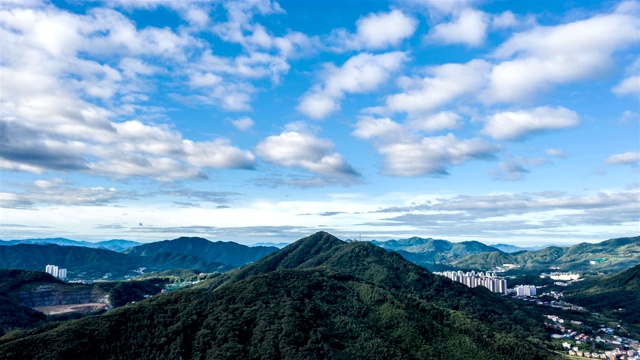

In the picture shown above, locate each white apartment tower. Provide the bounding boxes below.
[45,264,67,280]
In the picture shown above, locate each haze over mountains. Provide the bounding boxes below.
[0,232,557,360]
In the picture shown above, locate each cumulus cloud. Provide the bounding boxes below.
[492,11,518,29]
[384,59,489,116]
[484,4,640,103]
[407,111,463,132]
[427,8,489,47]
[231,117,255,131]
[330,9,418,51]
[482,106,579,141]
[0,3,258,180]
[298,52,407,119]
[353,117,497,176]
[605,151,640,166]
[256,129,359,177]
[612,75,640,97]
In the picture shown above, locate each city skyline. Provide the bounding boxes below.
[1,0,638,245]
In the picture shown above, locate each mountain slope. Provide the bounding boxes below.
[564,264,640,325]
[0,232,557,360]
[0,244,231,279]
[125,237,278,267]
[370,237,500,270]
[453,236,640,272]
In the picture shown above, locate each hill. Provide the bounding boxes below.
[0,269,171,335]
[125,236,278,267]
[0,244,232,279]
[452,236,640,273]
[0,238,140,252]
[564,264,640,326]
[0,232,559,359]
[370,237,500,270]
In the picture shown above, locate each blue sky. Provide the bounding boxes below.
[1,0,638,245]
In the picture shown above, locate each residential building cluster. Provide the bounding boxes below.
[45,264,67,280]
[435,270,507,294]
[546,315,639,360]
[515,285,537,297]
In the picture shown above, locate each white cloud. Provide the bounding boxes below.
[484,4,640,103]
[427,8,488,47]
[407,111,462,132]
[298,52,407,119]
[231,117,255,131]
[353,117,496,176]
[256,130,359,177]
[605,151,640,166]
[385,59,489,115]
[376,133,497,176]
[546,148,567,158]
[612,75,640,97]
[0,180,129,209]
[352,116,409,142]
[482,106,579,141]
[416,0,477,15]
[492,11,518,29]
[330,10,417,51]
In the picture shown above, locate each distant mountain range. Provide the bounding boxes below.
[124,237,278,267]
[453,236,640,273]
[370,237,501,270]
[489,243,553,253]
[0,243,233,279]
[0,238,141,252]
[0,232,557,359]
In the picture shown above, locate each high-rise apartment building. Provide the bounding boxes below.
[435,270,508,294]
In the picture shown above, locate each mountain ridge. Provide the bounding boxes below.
[125,236,279,267]
[453,236,640,272]
[0,231,557,359]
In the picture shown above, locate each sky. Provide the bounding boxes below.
[0,0,639,246]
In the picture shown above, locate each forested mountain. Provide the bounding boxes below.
[0,238,140,252]
[0,244,232,279]
[564,264,640,326]
[370,237,500,270]
[0,232,558,360]
[452,236,640,273]
[125,236,278,267]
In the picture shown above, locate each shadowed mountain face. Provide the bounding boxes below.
[125,237,279,267]
[0,232,557,360]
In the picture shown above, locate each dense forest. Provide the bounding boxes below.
[0,232,558,360]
